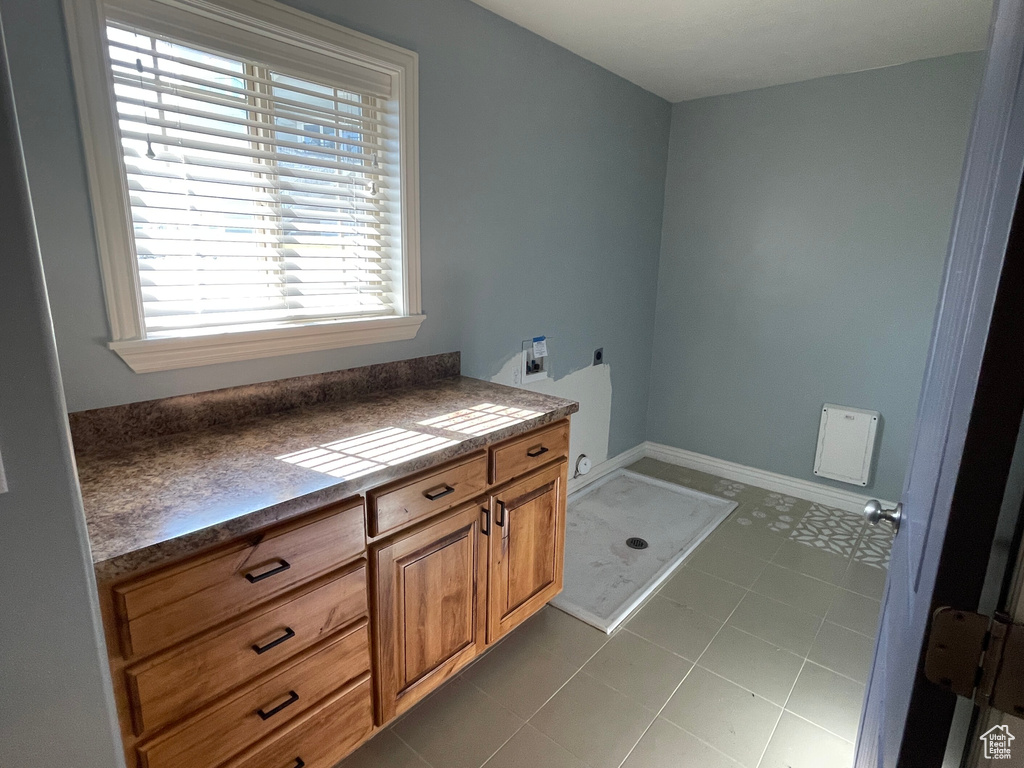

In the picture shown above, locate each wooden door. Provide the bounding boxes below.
[373,500,487,723]
[487,461,567,643]
[855,1,1024,764]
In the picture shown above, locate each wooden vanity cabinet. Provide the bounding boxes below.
[99,418,571,767]
[98,498,372,768]
[486,460,567,643]
[370,445,569,721]
[372,500,488,723]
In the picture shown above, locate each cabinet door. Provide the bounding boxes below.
[487,461,567,643]
[373,501,487,723]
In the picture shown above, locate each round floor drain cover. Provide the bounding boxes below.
[626,537,649,550]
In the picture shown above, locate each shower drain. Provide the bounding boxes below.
[626,537,649,550]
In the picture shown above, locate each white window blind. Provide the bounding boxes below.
[105,23,397,337]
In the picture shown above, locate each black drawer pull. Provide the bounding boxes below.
[245,559,291,584]
[252,627,295,655]
[526,445,549,458]
[424,484,455,501]
[496,500,507,527]
[289,760,305,768]
[256,690,300,721]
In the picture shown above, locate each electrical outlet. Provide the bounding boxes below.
[593,347,604,365]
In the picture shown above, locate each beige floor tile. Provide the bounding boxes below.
[713,522,785,561]
[842,560,888,600]
[686,536,770,587]
[462,629,579,718]
[336,729,431,768]
[621,717,743,768]
[726,592,824,656]
[771,539,850,585]
[727,484,777,506]
[369,467,886,768]
[481,724,588,768]
[661,666,782,767]
[808,622,875,683]
[752,564,837,616]
[698,626,805,705]
[392,676,524,768]
[625,595,723,660]
[786,662,866,742]
[582,629,693,710]
[827,588,882,638]
[659,567,748,620]
[531,671,656,768]
[513,606,609,667]
[758,712,855,768]
[728,504,808,539]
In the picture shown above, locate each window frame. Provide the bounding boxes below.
[64,0,423,373]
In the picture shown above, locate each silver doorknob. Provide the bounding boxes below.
[864,499,902,533]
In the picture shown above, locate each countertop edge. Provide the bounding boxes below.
[92,401,578,583]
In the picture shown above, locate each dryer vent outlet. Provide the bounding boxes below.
[575,454,592,477]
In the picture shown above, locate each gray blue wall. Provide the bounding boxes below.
[0,0,984,499]
[0,11,125,765]
[0,0,670,458]
[647,53,984,500]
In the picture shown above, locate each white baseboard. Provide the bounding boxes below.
[567,441,892,513]
[567,443,647,496]
[642,441,893,513]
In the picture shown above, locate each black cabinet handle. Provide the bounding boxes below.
[256,690,300,721]
[252,627,295,655]
[496,500,507,527]
[526,445,549,458]
[481,507,490,536]
[245,559,291,584]
[424,484,455,501]
[289,760,305,768]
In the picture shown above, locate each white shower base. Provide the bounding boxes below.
[551,469,737,633]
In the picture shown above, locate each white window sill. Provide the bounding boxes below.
[109,314,426,373]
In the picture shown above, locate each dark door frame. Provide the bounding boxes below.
[852,0,1024,762]
[897,166,1024,767]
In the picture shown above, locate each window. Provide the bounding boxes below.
[65,0,422,372]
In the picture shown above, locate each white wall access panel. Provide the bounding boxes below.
[813,404,880,486]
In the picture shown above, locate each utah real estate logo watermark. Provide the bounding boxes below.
[980,724,1015,760]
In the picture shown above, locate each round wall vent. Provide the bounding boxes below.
[626,537,649,550]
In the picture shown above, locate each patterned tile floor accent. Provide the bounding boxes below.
[338,457,892,768]
[790,504,866,559]
[632,457,891,570]
[853,522,894,568]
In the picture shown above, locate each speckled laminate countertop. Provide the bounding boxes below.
[75,375,577,581]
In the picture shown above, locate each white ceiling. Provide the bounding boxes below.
[469,0,993,102]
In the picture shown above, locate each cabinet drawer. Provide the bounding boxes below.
[367,452,487,537]
[114,500,366,659]
[136,620,370,768]
[126,564,367,735]
[489,421,569,485]
[223,675,374,768]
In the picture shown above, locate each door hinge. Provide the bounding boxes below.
[924,606,1024,718]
